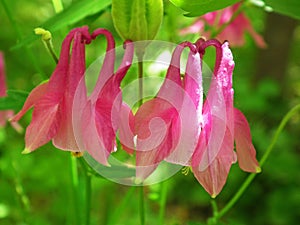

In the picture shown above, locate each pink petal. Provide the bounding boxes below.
[166,49,202,165]
[10,82,48,122]
[135,98,180,180]
[234,108,261,172]
[193,133,234,198]
[90,29,116,103]
[79,39,134,165]
[81,101,110,165]
[23,94,60,153]
[53,30,87,151]
[118,103,135,154]
[180,20,205,35]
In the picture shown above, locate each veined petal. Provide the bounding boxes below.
[157,43,186,103]
[10,82,48,122]
[234,108,261,173]
[81,102,109,166]
[118,103,135,154]
[90,29,116,103]
[135,98,179,180]
[23,94,60,152]
[193,135,232,198]
[166,48,202,165]
[53,30,88,151]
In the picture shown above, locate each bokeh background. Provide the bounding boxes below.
[0,0,299,224]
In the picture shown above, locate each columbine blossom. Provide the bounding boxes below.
[127,42,202,180]
[180,3,266,48]
[11,27,92,153]
[73,29,134,165]
[191,39,260,197]
[0,52,22,132]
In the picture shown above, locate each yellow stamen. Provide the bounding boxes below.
[181,166,191,176]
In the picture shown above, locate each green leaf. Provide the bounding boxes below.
[169,0,240,17]
[264,0,300,20]
[0,90,28,111]
[13,0,112,50]
[112,0,163,55]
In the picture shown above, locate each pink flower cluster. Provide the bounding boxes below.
[12,26,260,197]
[180,3,266,48]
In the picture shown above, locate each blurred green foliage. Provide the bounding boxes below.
[0,0,300,225]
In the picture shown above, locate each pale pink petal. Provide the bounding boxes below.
[118,103,135,154]
[234,108,261,172]
[90,29,116,103]
[157,43,185,101]
[246,25,267,48]
[180,20,205,35]
[166,49,202,165]
[53,30,88,151]
[193,130,235,197]
[135,98,180,180]
[79,39,134,165]
[81,101,109,165]
[10,82,48,122]
[23,94,60,153]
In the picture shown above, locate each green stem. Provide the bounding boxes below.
[138,59,144,107]
[159,180,168,225]
[139,186,145,225]
[44,39,59,64]
[213,104,300,221]
[78,157,92,225]
[70,154,80,225]
[137,52,146,225]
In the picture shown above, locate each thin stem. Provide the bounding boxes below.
[213,104,300,220]
[137,52,146,225]
[70,154,80,225]
[139,186,145,225]
[138,59,144,107]
[35,28,59,64]
[78,157,92,225]
[45,39,59,64]
[159,180,169,225]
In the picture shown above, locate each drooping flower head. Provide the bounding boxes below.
[11,27,92,153]
[73,29,134,165]
[191,38,260,197]
[180,3,266,48]
[129,42,202,181]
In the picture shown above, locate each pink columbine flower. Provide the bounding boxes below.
[130,42,202,180]
[73,29,134,165]
[191,39,261,197]
[0,52,22,132]
[11,27,92,153]
[180,3,266,48]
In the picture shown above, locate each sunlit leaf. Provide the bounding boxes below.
[13,0,112,49]
[169,0,239,17]
[264,0,300,20]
